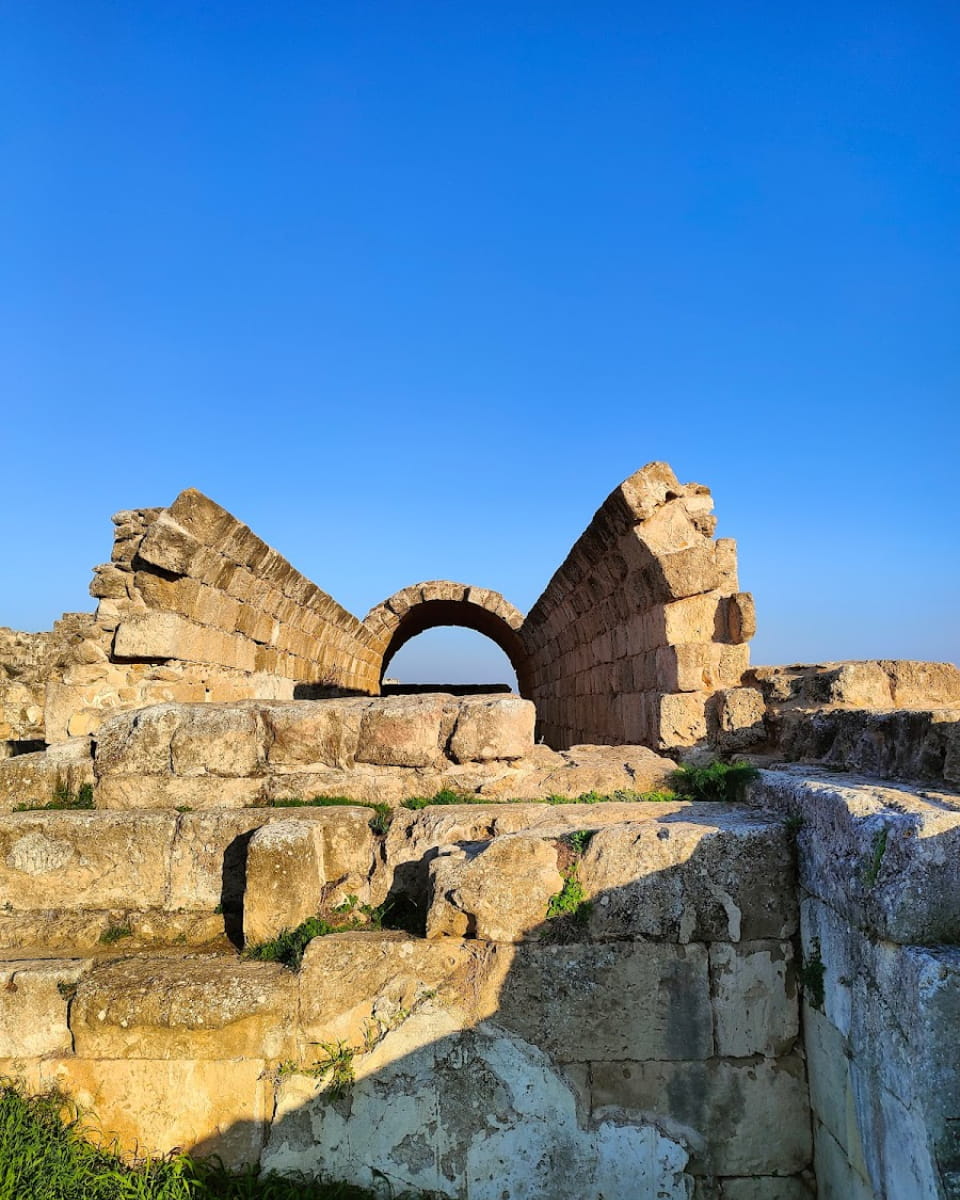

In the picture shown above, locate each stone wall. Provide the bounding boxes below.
[0,792,811,1198]
[749,768,960,1198]
[0,463,763,756]
[522,462,758,751]
[85,695,672,810]
[749,660,960,787]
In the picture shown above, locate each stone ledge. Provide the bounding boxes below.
[748,767,960,943]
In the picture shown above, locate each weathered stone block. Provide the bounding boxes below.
[169,705,262,777]
[655,691,711,748]
[580,810,796,943]
[167,807,374,912]
[95,704,182,777]
[35,1056,271,1168]
[448,696,535,763]
[591,1055,811,1176]
[715,686,766,750]
[355,697,446,767]
[263,700,368,768]
[494,941,713,1062]
[710,941,798,1057]
[136,513,201,576]
[0,959,92,1056]
[299,932,495,1045]
[751,770,960,943]
[0,811,176,909]
[243,820,326,945]
[426,834,563,942]
[72,954,298,1060]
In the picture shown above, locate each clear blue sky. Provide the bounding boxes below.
[2,1,957,682]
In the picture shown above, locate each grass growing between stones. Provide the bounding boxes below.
[669,760,759,803]
[13,780,94,813]
[0,1080,424,1198]
[270,797,394,835]
[543,831,594,941]
[403,787,680,810]
[245,899,389,970]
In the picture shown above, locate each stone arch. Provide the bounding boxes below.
[363,581,531,696]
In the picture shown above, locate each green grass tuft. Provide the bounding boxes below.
[98,923,133,945]
[0,1078,428,1197]
[245,903,388,970]
[14,779,95,813]
[669,760,759,803]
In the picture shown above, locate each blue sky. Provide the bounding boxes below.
[2,1,957,682]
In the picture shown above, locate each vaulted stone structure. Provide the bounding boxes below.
[1,462,760,754]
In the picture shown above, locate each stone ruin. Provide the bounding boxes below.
[0,461,958,1199]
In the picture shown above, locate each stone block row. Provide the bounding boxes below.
[98,489,382,696]
[519,464,757,749]
[748,768,960,944]
[0,806,375,945]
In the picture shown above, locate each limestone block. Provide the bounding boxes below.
[243,820,325,945]
[884,658,960,706]
[710,941,798,1057]
[89,563,129,600]
[0,811,176,909]
[448,696,535,763]
[617,461,684,521]
[72,954,298,1060]
[376,800,707,907]
[656,644,750,693]
[299,932,496,1045]
[0,743,94,811]
[725,592,756,644]
[651,545,722,602]
[113,611,189,660]
[656,594,723,645]
[715,537,739,591]
[536,743,675,796]
[821,661,892,707]
[169,807,374,912]
[169,705,262,777]
[591,1055,811,1176]
[95,700,180,777]
[803,1004,867,1176]
[166,487,236,546]
[263,699,368,768]
[495,942,713,1063]
[95,774,265,810]
[633,500,706,556]
[813,1123,875,1200]
[715,686,766,750]
[580,811,797,943]
[0,959,92,1056]
[137,513,201,576]
[35,1056,270,1168]
[355,696,445,767]
[655,691,711,748]
[776,704,960,786]
[751,770,960,943]
[426,835,563,942]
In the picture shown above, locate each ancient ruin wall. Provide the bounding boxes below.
[522,462,757,751]
[22,490,382,743]
[1,465,762,755]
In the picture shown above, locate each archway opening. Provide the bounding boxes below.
[383,626,519,695]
